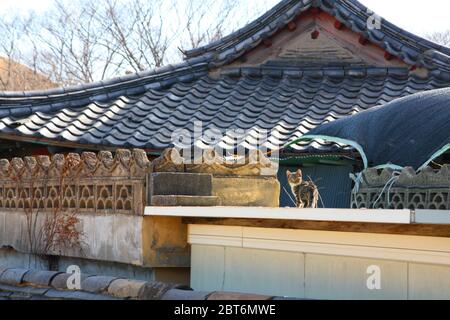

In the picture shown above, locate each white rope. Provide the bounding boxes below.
[282,186,298,207]
[372,171,401,209]
[350,172,363,208]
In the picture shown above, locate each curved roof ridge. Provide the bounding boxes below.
[184,0,308,57]
[0,0,449,107]
[0,57,210,103]
[184,0,450,79]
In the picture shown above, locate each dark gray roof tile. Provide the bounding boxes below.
[0,66,449,152]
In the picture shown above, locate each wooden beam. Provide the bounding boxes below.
[311,30,320,39]
[182,217,450,238]
[262,38,272,47]
[384,52,394,61]
[358,35,369,46]
[334,20,344,30]
[0,133,162,154]
[287,21,297,31]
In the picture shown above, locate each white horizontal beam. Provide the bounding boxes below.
[145,206,412,224]
[414,210,450,225]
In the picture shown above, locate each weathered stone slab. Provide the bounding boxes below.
[161,289,210,300]
[212,176,280,207]
[81,276,118,294]
[151,195,220,207]
[51,273,94,290]
[149,172,213,197]
[142,216,191,268]
[107,279,147,299]
[207,292,273,300]
[0,269,29,285]
[23,270,62,287]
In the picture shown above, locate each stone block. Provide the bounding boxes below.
[51,273,94,290]
[149,173,213,197]
[23,270,62,287]
[0,268,29,285]
[151,195,220,207]
[161,289,210,300]
[81,276,118,294]
[212,176,280,207]
[207,292,273,300]
[107,279,147,299]
[142,216,191,268]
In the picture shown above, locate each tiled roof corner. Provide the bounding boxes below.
[184,0,450,79]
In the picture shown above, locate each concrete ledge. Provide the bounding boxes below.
[146,207,412,224]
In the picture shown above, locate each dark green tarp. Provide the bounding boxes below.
[303,88,450,169]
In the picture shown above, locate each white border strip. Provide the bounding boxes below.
[415,210,450,224]
[146,206,412,224]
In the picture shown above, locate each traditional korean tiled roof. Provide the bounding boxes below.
[1,66,448,151]
[0,0,449,152]
[185,0,450,80]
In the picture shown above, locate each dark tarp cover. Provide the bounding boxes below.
[302,88,450,169]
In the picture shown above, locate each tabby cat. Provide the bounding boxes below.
[286,169,319,208]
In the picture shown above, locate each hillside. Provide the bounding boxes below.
[0,57,56,91]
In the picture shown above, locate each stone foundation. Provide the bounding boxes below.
[148,172,280,208]
[212,176,280,207]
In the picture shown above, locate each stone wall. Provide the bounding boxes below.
[0,149,191,274]
[352,166,450,210]
[0,147,279,283]
[0,149,150,216]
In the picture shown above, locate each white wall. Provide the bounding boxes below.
[189,225,450,300]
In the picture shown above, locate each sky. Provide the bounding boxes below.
[0,0,449,36]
